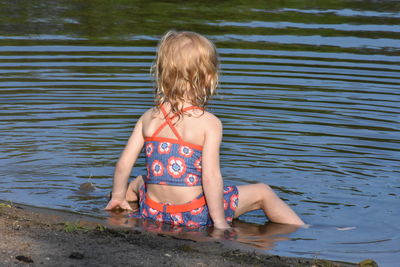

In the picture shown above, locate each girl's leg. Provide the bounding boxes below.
[126,175,144,202]
[234,183,304,225]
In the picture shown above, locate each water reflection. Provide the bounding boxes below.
[106,207,301,251]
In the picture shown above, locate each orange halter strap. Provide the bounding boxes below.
[150,105,202,140]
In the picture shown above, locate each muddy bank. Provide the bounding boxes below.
[0,201,368,266]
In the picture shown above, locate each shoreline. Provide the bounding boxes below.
[0,200,370,266]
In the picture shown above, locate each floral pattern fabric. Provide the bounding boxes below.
[138,184,239,227]
[145,141,202,186]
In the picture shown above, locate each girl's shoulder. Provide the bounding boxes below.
[140,107,159,120]
[195,110,223,135]
[200,110,221,123]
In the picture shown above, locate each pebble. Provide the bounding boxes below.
[79,182,96,192]
[16,255,33,263]
[69,252,84,259]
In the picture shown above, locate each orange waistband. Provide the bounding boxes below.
[144,194,206,213]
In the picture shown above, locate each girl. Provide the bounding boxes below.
[105,31,304,229]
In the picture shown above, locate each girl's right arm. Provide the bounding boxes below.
[104,115,145,211]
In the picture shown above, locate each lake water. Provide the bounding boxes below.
[0,0,399,266]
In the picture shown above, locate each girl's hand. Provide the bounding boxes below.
[210,226,237,240]
[213,220,231,230]
[104,198,133,211]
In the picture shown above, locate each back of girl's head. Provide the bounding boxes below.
[153,30,219,113]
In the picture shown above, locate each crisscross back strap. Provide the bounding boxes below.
[150,104,203,140]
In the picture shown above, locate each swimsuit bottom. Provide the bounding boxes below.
[138,183,239,228]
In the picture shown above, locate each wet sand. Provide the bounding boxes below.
[0,200,365,266]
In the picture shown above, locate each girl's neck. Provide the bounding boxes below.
[161,101,194,110]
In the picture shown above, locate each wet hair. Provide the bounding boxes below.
[152,30,219,116]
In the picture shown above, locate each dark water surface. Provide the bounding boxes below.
[1,1,399,266]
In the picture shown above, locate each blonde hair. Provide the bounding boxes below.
[152,30,219,115]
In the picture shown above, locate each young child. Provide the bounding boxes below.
[105,31,304,229]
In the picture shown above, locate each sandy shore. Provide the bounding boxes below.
[0,200,370,266]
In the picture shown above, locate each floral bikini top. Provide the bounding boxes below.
[144,105,203,187]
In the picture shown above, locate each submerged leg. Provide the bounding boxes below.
[234,183,304,225]
[126,175,144,202]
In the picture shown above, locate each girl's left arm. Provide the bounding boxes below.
[202,116,231,229]
[105,115,145,210]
